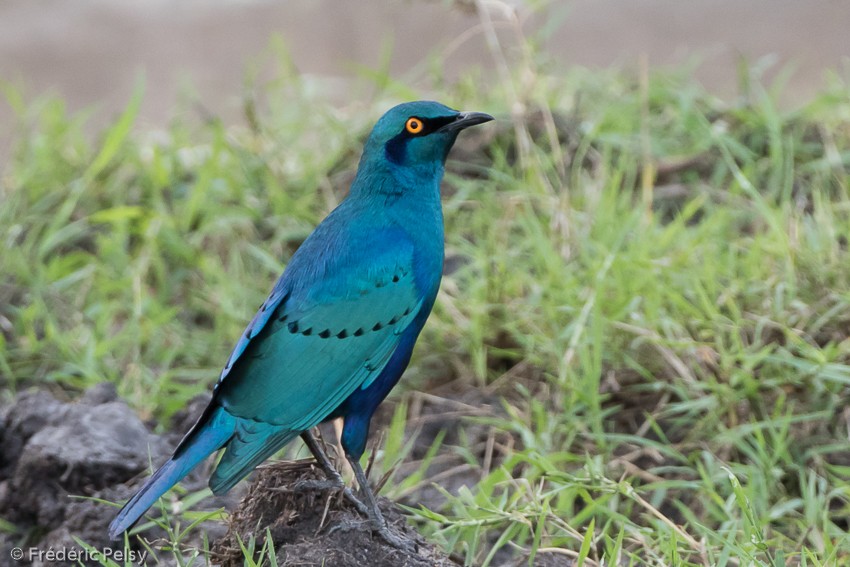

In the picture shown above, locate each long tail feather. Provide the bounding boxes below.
[108,407,235,539]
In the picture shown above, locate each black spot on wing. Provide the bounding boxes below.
[376,269,408,288]
[275,300,418,343]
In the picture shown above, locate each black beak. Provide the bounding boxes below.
[437,111,495,133]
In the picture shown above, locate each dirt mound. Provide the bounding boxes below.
[213,460,456,567]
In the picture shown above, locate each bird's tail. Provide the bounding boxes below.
[108,407,236,540]
[208,426,299,495]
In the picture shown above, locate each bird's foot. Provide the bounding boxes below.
[293,478,343,491]
[372,520,416,552]
[291,477,371,517]
[343,453,417,552]
[328,517,415,552]
[340,485,370,516]
[299,431,371,516]
[327,517,370,534]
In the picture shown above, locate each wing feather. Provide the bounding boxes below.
[214,225,423,430]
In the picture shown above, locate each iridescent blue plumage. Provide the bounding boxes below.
[108,101,493,545]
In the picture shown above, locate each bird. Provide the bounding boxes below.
[108,100,493,549]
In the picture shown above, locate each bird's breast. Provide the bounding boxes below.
[387,202,443,286]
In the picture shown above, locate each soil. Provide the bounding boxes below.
[212,460,456,567]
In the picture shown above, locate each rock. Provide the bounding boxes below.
[0,383,171,563]
[1,389,167,529]
[0,390,71,480]
[78,382,119,405]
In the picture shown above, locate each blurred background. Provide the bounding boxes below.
[1,0,848,139]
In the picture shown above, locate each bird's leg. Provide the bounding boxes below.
[299,430,369,516]
[345,452,415,552]
[302,431,414,551]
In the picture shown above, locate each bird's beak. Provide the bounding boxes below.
[437,111,495,133]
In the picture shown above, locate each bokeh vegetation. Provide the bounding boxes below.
[3,14,850,567]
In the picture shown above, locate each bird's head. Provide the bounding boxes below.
[356,101,493,190]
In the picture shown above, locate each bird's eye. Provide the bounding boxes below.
[405,117,425,135]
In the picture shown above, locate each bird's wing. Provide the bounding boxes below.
[214,229,424,430]
[218,278,290,383]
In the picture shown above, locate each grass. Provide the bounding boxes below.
[3,12,850,567]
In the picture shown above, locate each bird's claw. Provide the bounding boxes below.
[328,517,415,552]
[293,478,344,491]
[299,432,414,551]
[327,517,370,534]
[373,522,416,552]
[291,477,371,516]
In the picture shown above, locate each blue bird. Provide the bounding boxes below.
[108,101,493,548]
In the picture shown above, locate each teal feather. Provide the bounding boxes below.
[208,423,299,494]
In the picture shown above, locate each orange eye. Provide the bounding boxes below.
[405,117,424,134]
